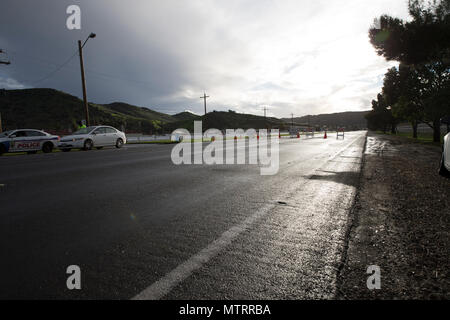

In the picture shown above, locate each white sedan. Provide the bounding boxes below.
[439,118,450,177]
[59,126,127,152]
[0,129,60,155]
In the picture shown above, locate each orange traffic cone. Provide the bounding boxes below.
[324,131,327,139]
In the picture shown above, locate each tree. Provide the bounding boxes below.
[366,93,397,133]
[417,60,450,141]
[369,0,450,142]
[383,65,425,138]
[370,0,450,65]
[151,120,162,134]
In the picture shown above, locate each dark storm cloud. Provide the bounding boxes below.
[0,0,196,112]
[0,0,409,116]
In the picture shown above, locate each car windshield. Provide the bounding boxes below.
[0,130,13,137]
[72,127,97,135]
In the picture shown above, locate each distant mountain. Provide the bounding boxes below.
[164,110,289,132]
[0,88,368,134]
[203,111,286,130]
[282,111,370,129]
[172,111,201,121]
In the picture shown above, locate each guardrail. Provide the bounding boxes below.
[126,135,171,143]
[127,131,339,143]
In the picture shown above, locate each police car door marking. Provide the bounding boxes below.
[15,140,42,150]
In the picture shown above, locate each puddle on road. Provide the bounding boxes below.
[365,136,399,156]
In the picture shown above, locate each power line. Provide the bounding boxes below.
[4,49,170,92]
[84,69,158,88]
[30,50,78,85]
[7,49,161,89]
[7,49,149,87]
[3,50,199,116]
[6,49,64,68]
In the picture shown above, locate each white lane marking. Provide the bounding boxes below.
[132,203,275,300]
[132,132,367,300]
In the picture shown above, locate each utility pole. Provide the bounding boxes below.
[200,92,210,115]
[77,33,96,126]
[0,112,2,133]
[263,106,267,118]
[291,113,294,128]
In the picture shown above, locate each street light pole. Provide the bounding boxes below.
[78,33,96,126]
[78,40,89,126]
[0,49,10,132]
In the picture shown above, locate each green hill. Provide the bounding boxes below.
[0,88,369,134]
[0,88,176,133]
[102,102,175,123]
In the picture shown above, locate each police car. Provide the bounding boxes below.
[0,129,60,155]
[58,125,127,152]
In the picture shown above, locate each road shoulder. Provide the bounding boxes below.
[337,132,450,299]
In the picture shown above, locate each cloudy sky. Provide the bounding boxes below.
[0,0,409,117]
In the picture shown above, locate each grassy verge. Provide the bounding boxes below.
[376,131,446,146]
[338,132,450,299]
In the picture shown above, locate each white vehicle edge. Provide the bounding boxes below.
[439,116,450,177]
[58,126,127,152]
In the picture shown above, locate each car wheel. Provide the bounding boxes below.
[83,139,93,151]
[61,148,71,152]
[42,142,53,153]
[115,138,124,148]
[439,152,450,177]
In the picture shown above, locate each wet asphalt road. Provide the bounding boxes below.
[0,131,367,299]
